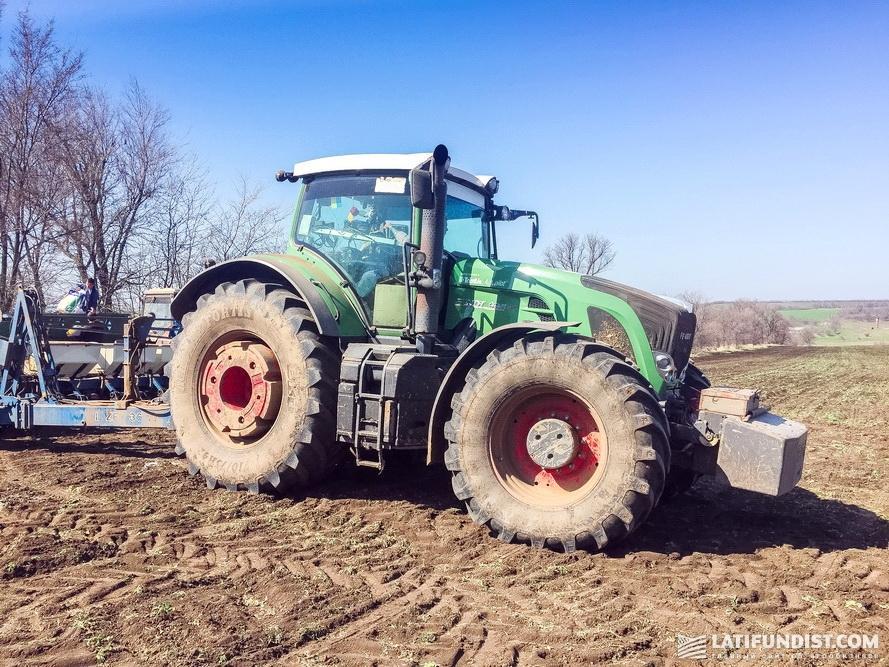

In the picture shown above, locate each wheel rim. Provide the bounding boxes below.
[198,333,283,445]
[489,387,608,507]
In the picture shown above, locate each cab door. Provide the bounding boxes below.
[440,183,521,335]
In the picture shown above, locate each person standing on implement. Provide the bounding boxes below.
[78,277,99,315]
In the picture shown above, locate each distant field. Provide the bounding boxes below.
[778,307,840,323]
[814,318,889,346]
[764,299,889,310]
[773,305,888,345]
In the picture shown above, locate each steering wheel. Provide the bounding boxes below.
[313,227,337,249]
[377,222,396,240]
[345,231,377,260]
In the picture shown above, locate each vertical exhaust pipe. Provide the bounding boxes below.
[413,144,449,353]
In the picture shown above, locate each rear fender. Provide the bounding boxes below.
[170,255,366,338]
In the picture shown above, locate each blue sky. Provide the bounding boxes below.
[4,0,887,300]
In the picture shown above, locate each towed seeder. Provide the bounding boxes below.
[0,289,174,430]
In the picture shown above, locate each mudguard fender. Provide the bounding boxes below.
[170,255,354,336]
[426,320,579,464]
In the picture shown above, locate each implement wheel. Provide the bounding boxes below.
[168,279,340,492]
[445,333,669,552]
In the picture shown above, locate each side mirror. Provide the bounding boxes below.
[492,206,541,247]
[410,167,434,209]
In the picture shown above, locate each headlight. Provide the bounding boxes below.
[654,352,678,383]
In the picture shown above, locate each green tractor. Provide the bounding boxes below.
[167,145,807,551]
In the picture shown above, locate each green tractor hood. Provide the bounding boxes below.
[446,258,696,395]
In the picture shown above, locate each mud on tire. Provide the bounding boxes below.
[168,279,341,492]
[444,333,670,552]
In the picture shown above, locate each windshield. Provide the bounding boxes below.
[293,174,488,311]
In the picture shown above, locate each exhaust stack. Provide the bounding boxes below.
[412,144,449,353]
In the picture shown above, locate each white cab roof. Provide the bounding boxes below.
[291,153,496,192]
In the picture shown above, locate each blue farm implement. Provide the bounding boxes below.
[0,289,173,432]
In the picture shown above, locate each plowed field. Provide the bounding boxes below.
[1,346,886,665]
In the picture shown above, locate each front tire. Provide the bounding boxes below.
[444,334,670,552]
[168,279,340,493]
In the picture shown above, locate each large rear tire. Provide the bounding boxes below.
[168,279,340,492]
[444,334,670,552]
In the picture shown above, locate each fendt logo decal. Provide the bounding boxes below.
[459,276,510,288]
[454,298,517,313]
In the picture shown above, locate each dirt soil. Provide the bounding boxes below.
[0,346,887,666]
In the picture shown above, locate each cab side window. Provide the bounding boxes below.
[444,191,488,259]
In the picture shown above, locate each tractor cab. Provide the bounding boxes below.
[278,153,535,341]
[275,152,692,395]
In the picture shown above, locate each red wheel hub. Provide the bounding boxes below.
[489,390,607,505]
[200,339,282,440]
[511,396,602,492]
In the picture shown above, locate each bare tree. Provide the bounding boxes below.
[146,161,212,288]
[204,177,284,262]
[50,81,175,309]
[112,172,284,310]
[677,290,705,312]
[760,305,790,344]
[543,232,615,276]
[0,12,82,308]
[0,13,282,314]
[692,300,790,351]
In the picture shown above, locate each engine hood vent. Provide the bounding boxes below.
[581,275,696,371]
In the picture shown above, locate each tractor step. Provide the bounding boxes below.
[336,342,449,473]
[353,442,384,471]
